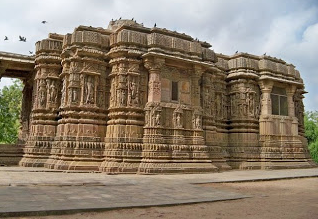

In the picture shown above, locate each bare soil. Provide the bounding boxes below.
[16,177,318,219]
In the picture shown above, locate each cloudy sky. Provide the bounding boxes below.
[0,0,317,111]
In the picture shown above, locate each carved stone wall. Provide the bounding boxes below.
[13,19,315,172]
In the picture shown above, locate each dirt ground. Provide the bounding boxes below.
[16,177,318,219]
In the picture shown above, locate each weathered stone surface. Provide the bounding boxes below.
[0,19,316,173]
[0,144,24,166]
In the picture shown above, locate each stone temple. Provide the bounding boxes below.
[0,19,316,173]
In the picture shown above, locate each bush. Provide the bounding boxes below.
[304,111,318,163]
[0,80,23,143]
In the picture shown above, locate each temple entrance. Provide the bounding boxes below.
[0,52,34,166]
[0,52,34,143]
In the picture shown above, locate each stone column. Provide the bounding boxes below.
[286,85,296,117]
[191,66,204,145]
[18,77,34,144]
[286,85,298,136]
[138,57,171,174]
[258,80,274,135]
[259,80,273,116]
[100,57,146,173]
[48,29,109,171]
[145,57,165,103]
[19,38,63,167]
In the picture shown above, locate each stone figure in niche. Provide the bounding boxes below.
[131,81,137,98]
[155,112,161,126]
[39,90,46,107]
[72,88,78,102]
[116,90,121,106]
[247,92,254,116]
[196,115,201,129]
[193,115,201,129]
[49,80,58,103]
[86,75,94,104]
[145,111,149,126]
[174,113,182,128]
[134,91,140,105]
[120,89,126,106]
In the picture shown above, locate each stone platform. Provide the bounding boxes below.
[0,167,317,217]
[0,144,24,166]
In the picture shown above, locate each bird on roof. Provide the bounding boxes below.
[235,51,238,53]
[19,36,26,42]
[131,17,134,21]
[41,21,47,24]
[264,52,266,55]
[29,51,33,54]
[154,23,157,27]
[4,36,8,40]
[119,17,122,20]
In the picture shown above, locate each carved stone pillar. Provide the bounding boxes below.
[19,38,63,167]
[226,73,260,169]
[100,57,147,173]
[47,29,109,170]
[286,85,296,117]
[145,57,165,103]
[286,85,298,136]
[191,66,208,160]
[294,89,305,136]
[18,77,34,144]
[259,80,274,116]
[138,57,173,174]
[258,80,274,136]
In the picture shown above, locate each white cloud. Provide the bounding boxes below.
[0,0,318,110]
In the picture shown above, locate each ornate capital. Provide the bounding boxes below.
[286,85,296,96]
[258,80,274,92]
[143,57,165,71]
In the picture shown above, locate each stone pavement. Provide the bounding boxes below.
[0,167,318,217]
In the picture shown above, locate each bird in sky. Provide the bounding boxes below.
[4,36,8,40]
[29,51,33,54]
[235,51,238,53]
[264,52,267,55]
[19,36,26,42]
[154,23,157,27]
[41,21,47,24]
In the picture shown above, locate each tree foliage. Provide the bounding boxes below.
[304,111,318,163]
[0,80,23,143]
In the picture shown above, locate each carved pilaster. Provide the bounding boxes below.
[100,57,146,173]
[18,77,34,144]
[144,57,165,103]
[259,80,274,115]
[47,29,109,171]
[286,85,296,117]
[192,65,203,107]
[19,38,63,167]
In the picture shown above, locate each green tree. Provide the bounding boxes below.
[0,79,23,143]
[304,111,318,163]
